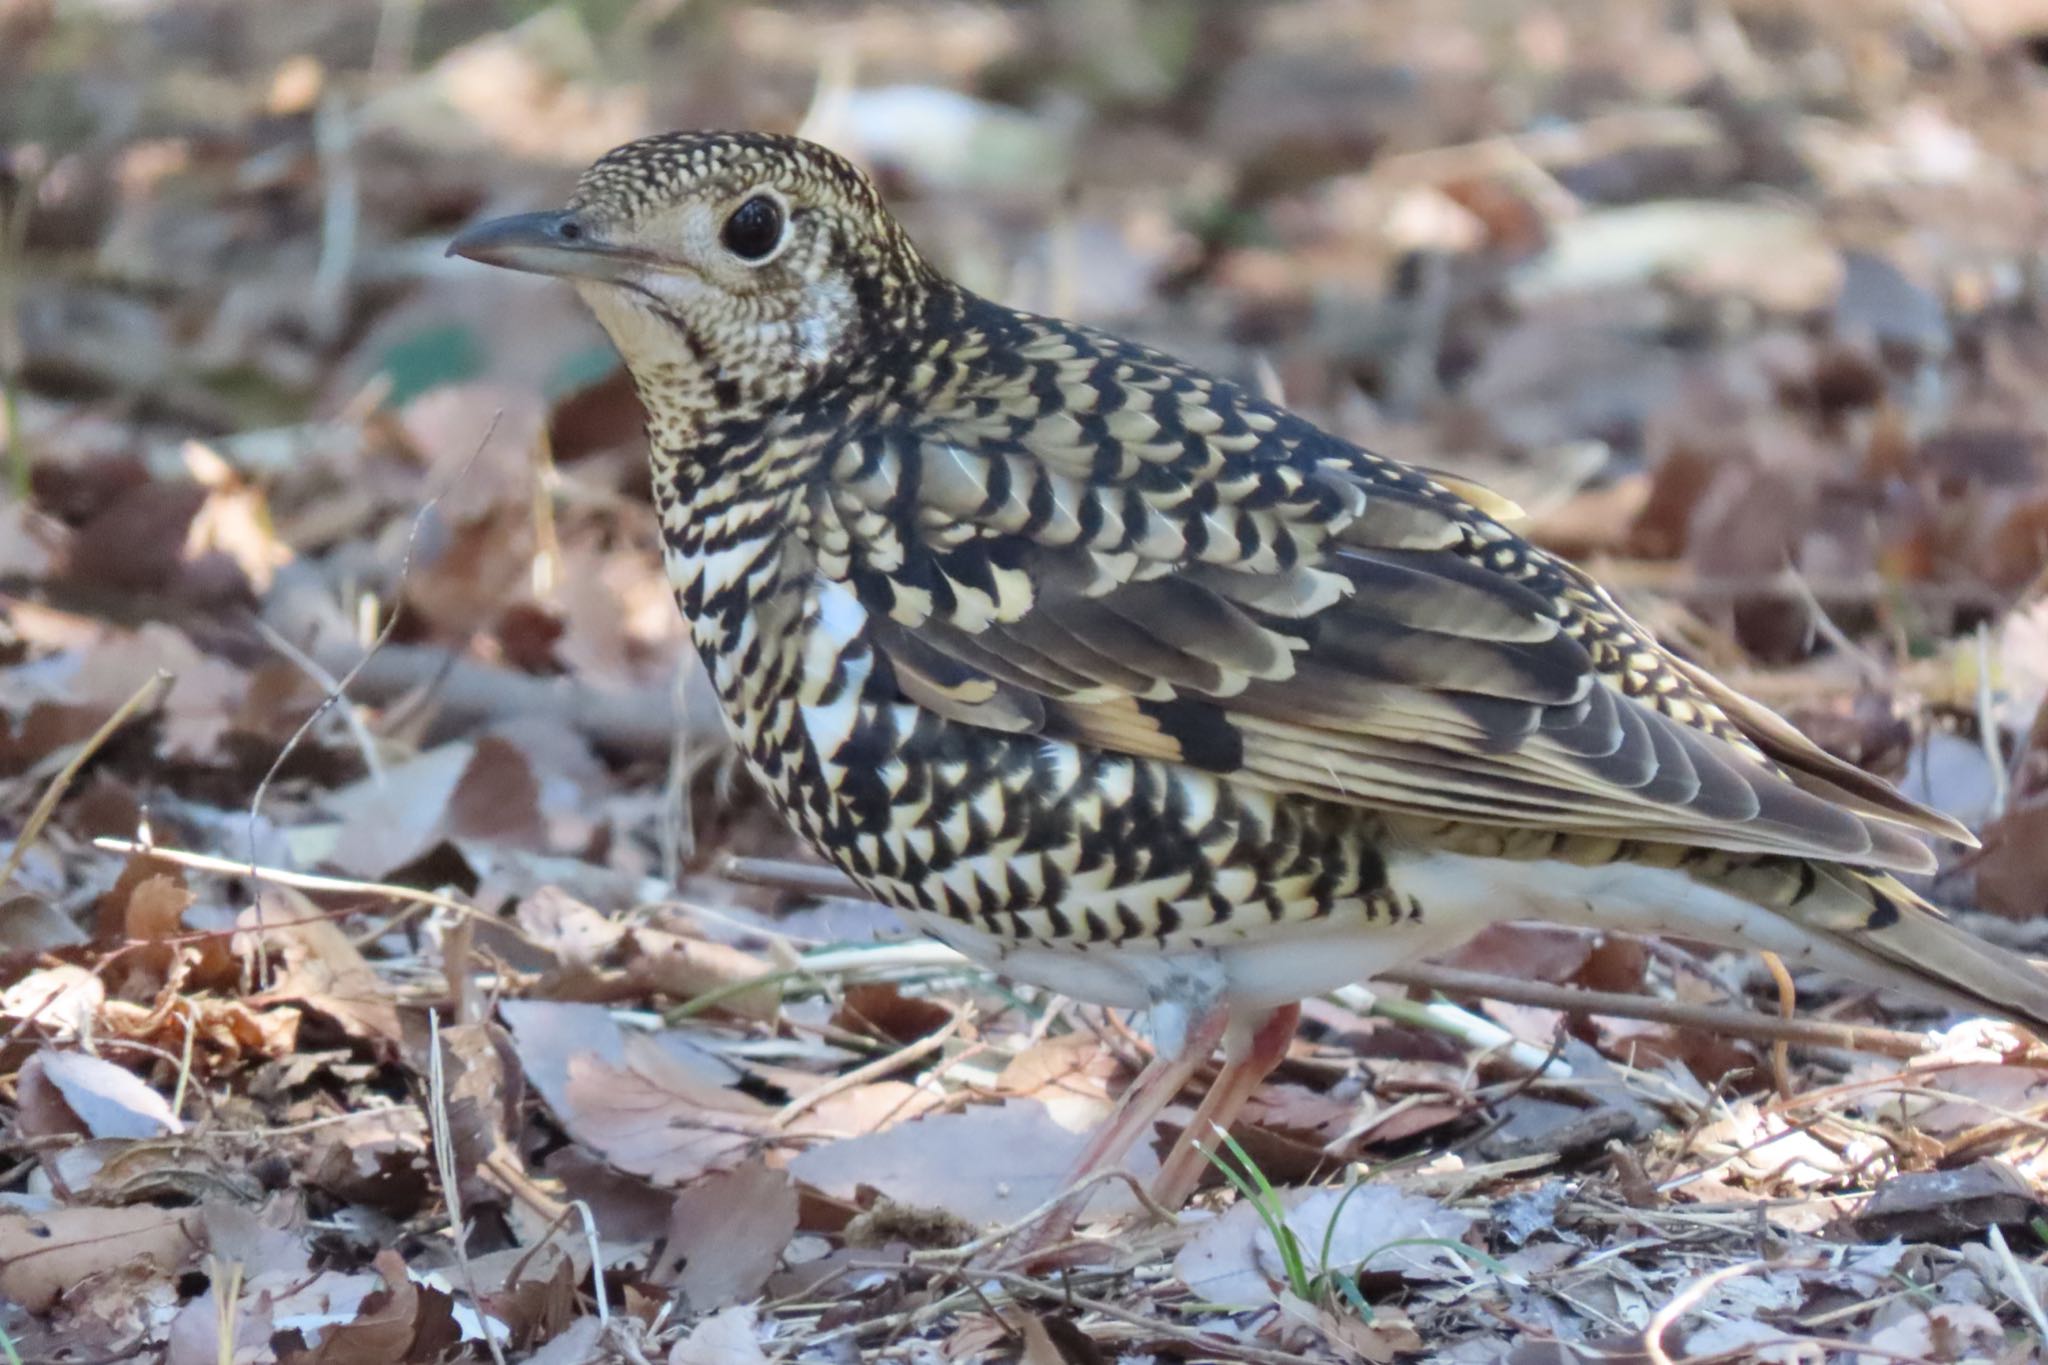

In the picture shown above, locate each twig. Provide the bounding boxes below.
[250,614,386,786]
[308,92,359,344]
[975,1269,1310,1365]
[92,836,471,917]
[302,641,701,755]
[661,668,698,883]
[0,150,41,501]
[1989,1224,2048,1343]
[907,1168,1180,1267]
[1782,563,1883,684]
[427,1013,511,1365]
[1758,951,1797,1100]
[1,669,172,893]
[246,412,498,875]
[1369,964,1930,1059]
[1978,621,2011,823]
[723,854,865,898]
[773,1005,969,1128]
[1340,985,1571,1076]
[209,1254,243,1365]
[1644,1259,1770,1365]
[570,1200,609,1331]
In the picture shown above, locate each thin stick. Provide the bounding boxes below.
[1387,963,1931,1059]
[974,1268,1310,1365]
[245,412,499,875]
[773,1005,968,1128]
[1989,1224,2048,1343]
[249,614,386,786]
[93,835,471,917]
[1644,1260,1769,1365]
[1978,621,2011,822]
[1758,951,1797,1099]
[427,1013,510,1365]
[1,669,171,892]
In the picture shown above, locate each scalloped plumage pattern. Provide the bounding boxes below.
[558,131,2048,1030]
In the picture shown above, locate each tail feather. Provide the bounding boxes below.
[1784,867,2048,1033]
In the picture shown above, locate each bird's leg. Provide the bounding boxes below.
[999,1002,1230,1262]
[1149,1001,1301,1209]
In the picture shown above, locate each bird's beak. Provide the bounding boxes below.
[446,211,641,284]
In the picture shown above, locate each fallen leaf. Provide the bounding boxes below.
[1860,1302,2003,1363]
[23,1048,183,1139]
[1275,1290,1423,1363]
[619,923,781,1022]
[1514,200,1841,313]
[1,964,106,1037]
[240,891,403,1046]
[273,1249,462,1365]
[1176,1183,1476,1308]
[668,1304,769,1365]
[521,1316,602,1365]
[560,1030,777,1186]
[1851,1161,2041,1242]
[832,981,953,1045]
[0,1205,203,1312]
[789,1100,1147,1227]
[655,1159,798,1311]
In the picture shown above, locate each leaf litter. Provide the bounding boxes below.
[13,0,2048,1361]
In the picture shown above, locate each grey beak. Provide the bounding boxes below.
[447,210,637,282]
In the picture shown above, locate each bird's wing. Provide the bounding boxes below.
[823,306,1966,874]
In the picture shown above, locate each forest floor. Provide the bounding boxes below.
[9,1,2048,1360]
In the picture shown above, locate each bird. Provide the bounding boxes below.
[450,130,2048,1241]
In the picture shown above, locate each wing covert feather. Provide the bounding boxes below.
[823,304,1967,874]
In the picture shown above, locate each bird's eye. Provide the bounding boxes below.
[721,194,785,262]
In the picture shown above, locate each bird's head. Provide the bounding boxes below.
[450,132,931,431]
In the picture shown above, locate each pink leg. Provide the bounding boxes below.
[1150,1001,1301,1210]
[1002,1004,1230,1262]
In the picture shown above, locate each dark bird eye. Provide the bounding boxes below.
[721,195,785,261]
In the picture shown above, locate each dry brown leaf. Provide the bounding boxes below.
[1275,1291,1423,1364]
[1861,1063,2048,1136]
[655,1159,799,1311]
[1,963,106,1037]
[240,892,403,1046]
[304,1109,433,1213]
[0,1205,203,1312]
[64,622,249,761]
[1861,1301,2004,1362]
[1437,923,1593,984]
[1175,1184,1475,1308]
[789,1099,1145,1227]
[443,735,547,849]
[274,1249,463,1365]
[831,980,953,1045]
[472,1242,581,1351]
[100,994,301,1072]
[20,1047,182,1139]
[667,1304,769,1365]
[1971,802,2048,920]
[560,1030,776,1186]
[618,923,781,1022]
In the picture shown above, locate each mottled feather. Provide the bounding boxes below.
[455,130,2048,1040]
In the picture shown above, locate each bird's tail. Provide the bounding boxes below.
[1770,864,2048,1033]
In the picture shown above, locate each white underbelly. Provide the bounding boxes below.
[915,851,1846,1020]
